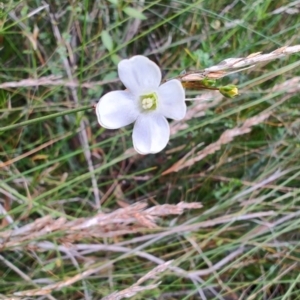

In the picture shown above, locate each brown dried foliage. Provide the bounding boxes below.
[0,201,202,251]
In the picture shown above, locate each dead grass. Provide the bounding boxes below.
[2,1,300,299]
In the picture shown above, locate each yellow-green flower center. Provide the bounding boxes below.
[140,93,158,111]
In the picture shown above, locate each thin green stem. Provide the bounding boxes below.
[0,105,93,132]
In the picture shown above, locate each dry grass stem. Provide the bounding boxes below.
[0,76,118,89]
[102,261,172,300]
[271,76,300,93]
[189,247,245,277]
[164,112,270,174]
[0,132,73,168]
[0,202,202,250]
[181,45,300,81]
[44,5,101,209]
[247,263,298,300]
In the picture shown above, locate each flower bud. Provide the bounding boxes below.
[199,78,216,88]
[219,85,239,98]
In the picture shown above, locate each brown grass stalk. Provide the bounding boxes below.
[163,112,270,174]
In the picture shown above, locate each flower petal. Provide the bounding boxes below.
[118,56,162,95]
[132,113,169,154]
[157,79,186,120]
[96,90,139,129]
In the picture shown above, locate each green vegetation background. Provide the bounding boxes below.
[1,0,300,299]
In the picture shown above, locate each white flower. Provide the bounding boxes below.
[96,55,186,154]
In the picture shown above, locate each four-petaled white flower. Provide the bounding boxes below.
[96,55,186,154]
